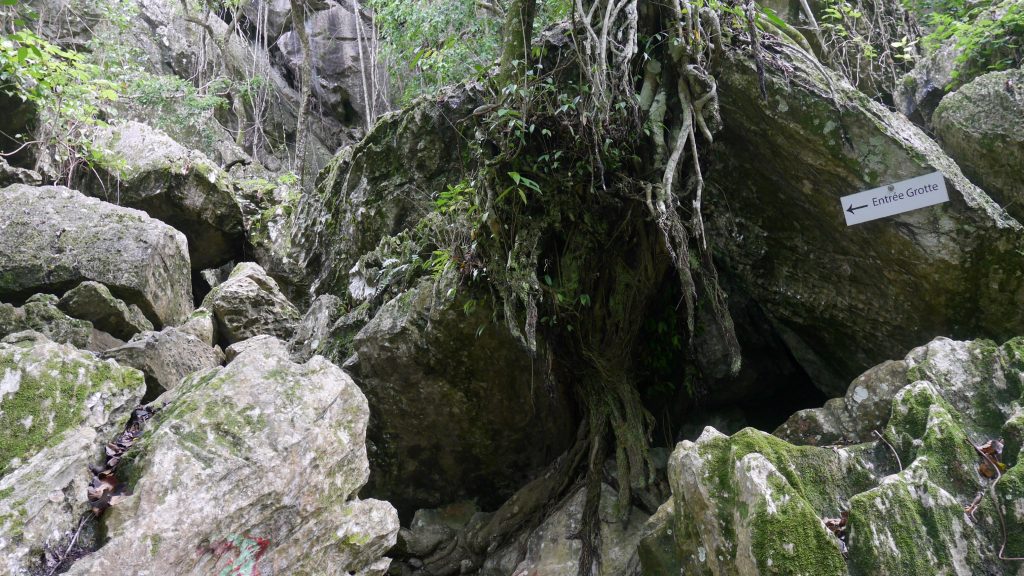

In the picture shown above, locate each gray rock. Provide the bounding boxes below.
[102,327,224,393]
[656,336,1024,574]
[707,46,1024,396]
[346,278,576,512]
[0,294,96,351]
[894,40,963,127]
[178,307,217,347]
[224,334,287,363]
[933,68,1024,223]
[76,121,245,270]
[65,336,398,575]
[58,281,154,341]
[0,184,193,327]
[289,293,344,361]
[278,1,386,128]
[510,484,647,576]
[0,157,41,188]
[202,262,301,344]
[0,332,145,574]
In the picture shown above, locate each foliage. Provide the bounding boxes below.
[368,0,570,104]
[0,24,122,176]
[921,0,1023,87]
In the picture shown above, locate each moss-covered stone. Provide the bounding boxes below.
[0,334,143,473]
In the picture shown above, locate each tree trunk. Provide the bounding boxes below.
[498,0,537,84]
[289,0,313,182]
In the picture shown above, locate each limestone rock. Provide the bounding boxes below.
[0,184,193,327]
[893,40,963,127]
[290,86,483,297]
[510,485,647,576]
[289,293,344,361]
[178,307,217,347]
[65,337,398,575]
[933,68,1024,223]
[708,46,1024,396]
[0,294,97,352]
[201,262,301,344]
[102,328,224,393]
[58,281,154,341]
[655,336,1024,575]
[76,121,244,270]
[278,1,386,128]
[346,278,576,512]
[0,332,145,575]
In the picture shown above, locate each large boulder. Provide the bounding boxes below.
[102,327,224,393]
[76,121,245,270]
[65,336,398,575]
[58,281,154,341]
[650,336,1024,575]
[0,185,193,327]
[0,332,145,575]
[201,262,301,344]
[933,68,1024,223]
[346,278,577,512]
[707,44,1024,395]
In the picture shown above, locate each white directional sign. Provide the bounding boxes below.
[842,171,950,226]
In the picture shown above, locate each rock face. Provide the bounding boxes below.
[58,281,154,341]
[707,47,1024,395]
[0,185,193,327]
[102,327,224,393]
[66,336,398,575]
[278,1,386,127]
[893,40,963,127]
[933,68,1024,223]
[651,336,1024,575]
[290,86,482,296]
[289,294,343,361]
[201,262,301,344]
[346,278,576,512]
[0,332,145,575]
[76,121,245,270]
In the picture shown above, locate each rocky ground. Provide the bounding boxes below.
[1,0,1023,574]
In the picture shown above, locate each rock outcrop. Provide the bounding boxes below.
[648,336,1024,575]
[201,262,301,344]
[707,46,1024,395]
[0,185,193,327]
[346,278,577,512]
[65,336,398,575]
[0,332,145,575]
[76,121,245,270]
[933,68,1024,223]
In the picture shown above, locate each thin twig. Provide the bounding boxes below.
[969,439,1024,561]
[45,514,88,576]
[873,429,902,471]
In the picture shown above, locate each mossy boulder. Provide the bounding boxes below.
[64,336,398,575]
[933,68,1024,224]
[0,294,100,352]
[0,331,144,574]
[656,336,1024,575]
[0,184,193,327]
[709,44,1024,396]
[75,121,245,270]
[58,281,154,341]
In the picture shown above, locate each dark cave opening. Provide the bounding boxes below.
[634,270,829,448]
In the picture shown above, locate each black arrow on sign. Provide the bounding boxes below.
[846,203,868,215]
